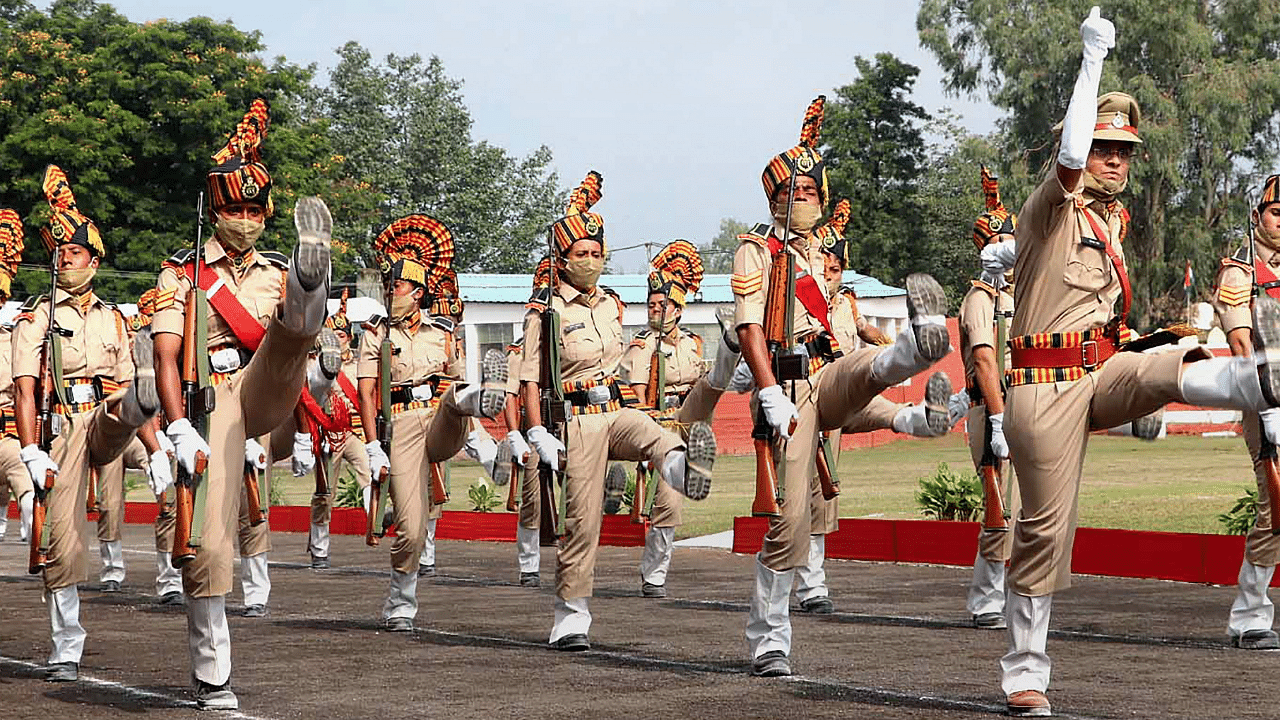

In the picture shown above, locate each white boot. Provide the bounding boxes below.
[155,551,183,598]
[639,526,675,587]
[309,522,331,559]
[794,535,829,603]
[19,491,34,541]
[362,485,373,513]
[1228,561,1276,640]
[47,586,86,664]
[550,596,591,643]
[187,594,232,686]
[516,524,540,573]
[240,553,271,609]
[99,540,125,584]
[1179,356,1268,411]
[967,550,1007,617]
[281,197,331,336]
[745,554,795,660]
[383,570,418,621]
[1000,592,1053,695]
[891,403,937,437]
[464,429,499,482]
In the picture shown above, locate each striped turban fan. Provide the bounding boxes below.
[324,288,352,334]
[40,165,104,257]
[550,170,605,254]
[207,98,273,217]
[1261,175,1280,210]
[972,165,1016,251]
[761,95,829,207]
[429,267,464,318]
[373,214,455,293]
[647,240,704,307]
[0,209,25,300]
[816,198,851,268]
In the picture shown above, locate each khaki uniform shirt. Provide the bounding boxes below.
[1213,241,1277,333]
[959,281,1014,392]
[0,325,14,410]
[356,312,460,385]
[732,223,828,341]
[829,290,859,354]
[520,284,624,387]
[12,290,132,383]
[1011,174,1126,336]
[152,239,288,346]
[619,328,704,397]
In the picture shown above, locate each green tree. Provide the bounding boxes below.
[918,0,1280,328]
[699,217,748,274]
[0,0,375,299]
[822,53,931,284]
[320,43,562,274]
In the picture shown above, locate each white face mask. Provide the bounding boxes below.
[215,216,265,251]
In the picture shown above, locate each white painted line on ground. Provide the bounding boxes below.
[0,654,275,720]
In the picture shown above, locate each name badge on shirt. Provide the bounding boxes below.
[563,322,586,334]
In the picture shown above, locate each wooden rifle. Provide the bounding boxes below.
[815,434,839,501]
[172,192,215,568]
[28,255,66,574]
[366,281,395,547]
[979,417,1009,531]
[85,466,98,515]
[429,461,449,506]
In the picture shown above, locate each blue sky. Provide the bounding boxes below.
[97,0,1002,271]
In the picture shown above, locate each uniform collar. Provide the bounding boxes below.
[54,287,100,313]
[557,282,602,307]
[204,238,269,272]
[769,222,812,249]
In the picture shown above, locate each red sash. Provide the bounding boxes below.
[1080,208,1133,325]
[183,261,266,352]
[1255,258,1280,300]
[336,372,361,411]
[298,387,347,436]
[767,236,832,336]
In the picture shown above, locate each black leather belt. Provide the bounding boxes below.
[389,379,440,405]
[565,382,621,407]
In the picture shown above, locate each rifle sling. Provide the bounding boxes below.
[766,236,832,336]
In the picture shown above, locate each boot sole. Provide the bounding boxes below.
[1131,411,1162,441]
[316,327,342,379]
[131,327,160,415]
[479,349,508,419]
[292,197,332,292]
[603,463,627,514]
[923,371,953,436]
[683,421,716,501]
[905,273,949,362]
[1254,295,1280,406]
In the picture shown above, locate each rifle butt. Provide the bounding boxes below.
[429,462,449,506]
[981,462,1010,532]
[27,482,50,574]
[751,436,781,517]
[504,461,519,513]
[630,465,647,525]
[1266,456,1280,537]
[816,443,839,501]
[86,467,99,515]
[172,482,196,567]
[365,469,387,547]
[538,467,559,547]
[244,467,265,526]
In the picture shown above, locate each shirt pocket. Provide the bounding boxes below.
[560,322,601,365]
[1062,238,1112,293]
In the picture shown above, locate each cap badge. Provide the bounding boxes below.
[1111,113,1125,129]
[585,217,600,235]
[50,222,65,240]
[796,152,815,173]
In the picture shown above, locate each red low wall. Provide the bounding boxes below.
[732,516,1275,587]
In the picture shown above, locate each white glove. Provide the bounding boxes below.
[1079,6,1115,63]
[245,438,268,471]
[948,389,971,428]
[155,429,175,456]
[1059,7,1113,169]
[20,444,57,491]
[166,418,211,477]
[981,239,1017,275]
[757,384,799,440]
[989,412,1009,459]
[366,440,389,483]
[1262,408,1280,445]
[506,430,531,464]
[291,431,315,476]
[728,357,756,394]
[526,425,565,468]
[147,449,174,495]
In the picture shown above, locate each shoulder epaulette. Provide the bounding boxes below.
[162,248,195,269]
[18,294,44,312]
[600,285,618,298]
[737,223,771,246]
[525,286,551,310]
[258,250,289,269]
[839,285,858,299]
[363,314,385,331]
[1221,243,1253,273]
[969,278,999,298]
[430,315,457,333]
[682,328,700,341]
[634,329,652,339]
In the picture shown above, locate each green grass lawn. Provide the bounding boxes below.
[125,434,1257,540]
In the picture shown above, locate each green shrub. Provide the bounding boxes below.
[334,466,363,508]
[1219,488,1258,535]
[915,462,983,522]
[467,481,501,512]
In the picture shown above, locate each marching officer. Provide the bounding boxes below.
[0,209,32,545]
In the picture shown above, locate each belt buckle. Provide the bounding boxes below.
[210,347,242,373]
[1081,340,1099,370]
[586,385,612,405]
[410,384,434,402]
[69,383,96,405]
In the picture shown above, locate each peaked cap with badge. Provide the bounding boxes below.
[207,98,273,216]
[647,240,704,308]
[40,165,104,257]
[550,170,604,255]
[762,95,829,207]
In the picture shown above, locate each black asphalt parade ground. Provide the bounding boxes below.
[2,524,1278,720]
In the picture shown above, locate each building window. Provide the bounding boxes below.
[476,323,513,363]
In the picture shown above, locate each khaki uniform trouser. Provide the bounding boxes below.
[310,430,371,527]
[648,376,726,528]
[1239,412,1280,566]
[181,317,313,598]
[760,347,890,572]
[966,405,1021,562]
[43,395,141,591]
[386,389,470,575]
[0,435,33,505]
[804,395,906,536]
[1005,348,1202,596]
[95,436,149,543]
[558,407,682,600]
